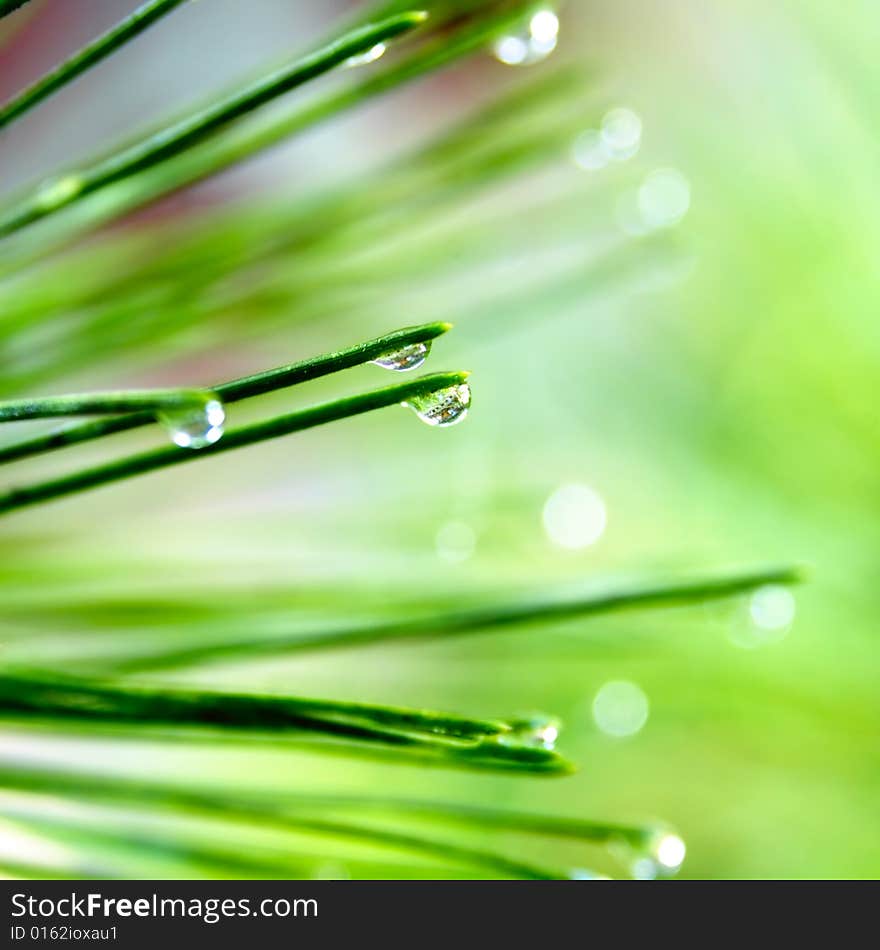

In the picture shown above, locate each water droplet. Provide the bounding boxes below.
[159,399,225,449]
[435,520,477,563]
[371,341,431,372]
[492,8,559,66]
[533,721,560,750]
[592,680,649,738]
[493,34,530,65]
[508,715,561,750]
[749,584,796,631]
[655,832,686,870]
[35,175,83,211]
[543,483,607,550]
[404,383,471,428]
[729,584,795,649]
[344,43,387,68]
[631,831,686,879]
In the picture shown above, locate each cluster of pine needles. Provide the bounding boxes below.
[0,0,801,879]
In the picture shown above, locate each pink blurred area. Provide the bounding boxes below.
[0,1,501,218]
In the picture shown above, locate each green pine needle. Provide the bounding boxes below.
[111,566,804,672]
[0,370,470,516]
[0,3,536,247]
[0,387,219,423]
[0,762,661,854]
[0,322,452,464]
[0,0,822,882]
[0,671,569,775]
[0,1,191,131]
[0,0,30,21]
[0,11,428,238]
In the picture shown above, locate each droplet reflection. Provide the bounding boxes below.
[507,715,562,750]
[404,383,471,427]
[344,43,387,68]
[749,584,796,631]
[159,399,225,450]
[371,341,431,372]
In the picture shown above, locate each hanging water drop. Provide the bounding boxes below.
[404,383,471,427]
[371,341,431,372]
[344,42,387,68]
[506,715,562,750]
[159,398,225,449]
[492,8,559,66]
[528,717,561,750]
[730,584,796,650]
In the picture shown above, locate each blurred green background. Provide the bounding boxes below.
[0,0,877,879]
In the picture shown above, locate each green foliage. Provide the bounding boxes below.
[0,0,821,880]
[0,1,190,129]
[0,0,31,21]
